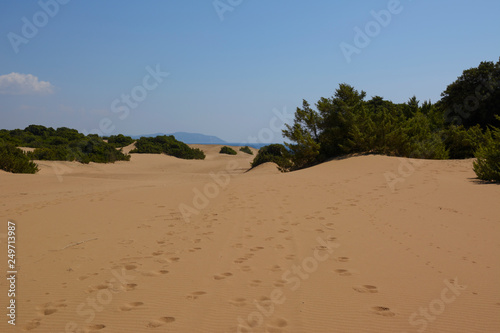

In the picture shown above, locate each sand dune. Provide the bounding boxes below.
[0,147,499,333]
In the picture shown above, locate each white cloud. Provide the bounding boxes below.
[0,72,54,95]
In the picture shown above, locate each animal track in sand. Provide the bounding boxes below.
[214,272,233,280]
[334,269,352,276]
[372,306,395,317]
[353,285,378,293]
[250,246,264,252]
[336,256,350,262]
[285,254,296,261]
[120,301,144,311]
[241,265,252,272]
[146,317,175,328]
[186,291,207,300]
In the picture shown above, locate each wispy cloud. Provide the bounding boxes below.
[0,72,54,95]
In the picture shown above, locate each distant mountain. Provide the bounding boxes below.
[130,132,227,144]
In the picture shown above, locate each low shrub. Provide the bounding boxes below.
[105,134,134,148]
[239,146,253,155]
[0,143,38,174]
[251,144,292,172]
[130,135,205,160]
[220,146,237,155]
[473,123,500,182]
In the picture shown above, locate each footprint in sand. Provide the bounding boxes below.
[86,283,112,294]
[249,280,262,287]
[186,291,207,300]
[78,272,99,281]
[336,256,350,262]
[353,285,378,293]
[274,279,287,287]
[122,283,138,291]
[234,257,248,264]
[334,269,352,276]
[372,306,396,317]
[214,272,233,280]
[241,265,252,272]
[141,270,169,277]
[266,317,289,332]
[86,324,106,331]
[119,301,144,311]
[229,297,247,307]
[23,319,41,331]
[285,254,296,261]
[146,317,175,328]
[36,299,67,316]
[124,264,138,271]
[270,265,282,272]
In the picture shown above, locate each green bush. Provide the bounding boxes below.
[0,125,130,164]
[443,125,488,159]
[220,146,237,155]
[0,143,38,174]
[130,135,205,160]
[105,134,134,148]
[473,123,500,182]
[251,144,292,172]
[239,146,253,155]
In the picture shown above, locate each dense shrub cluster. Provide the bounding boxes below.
[473,117,500,182]
[0,143,38,174]
[130,135,205,160]
[0,125,130,165]
[278,58,499,178]
[251,144,292,172]
[104,134,134,148]
[239,146,253,155]
[220,146,237,155]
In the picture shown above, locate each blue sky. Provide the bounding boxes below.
[1,0,499,143]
